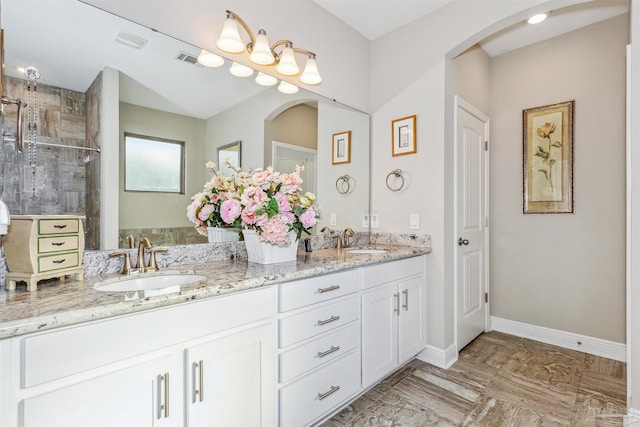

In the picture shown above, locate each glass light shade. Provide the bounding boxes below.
[216,16,245,53]
[527,13,547,24]
[197,49,224,67]
[249,29,275,65]
[300,55,322,85]
[278,81,298,94]
[229,62,254,77]
[276,44,299,76]
[255,72,278,86]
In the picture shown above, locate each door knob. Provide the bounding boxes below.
[458,238,469,246]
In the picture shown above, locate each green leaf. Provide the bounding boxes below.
[552,141,562,148]
[267,197,280,217]
[549,159,556,165]
[538,169,549,181]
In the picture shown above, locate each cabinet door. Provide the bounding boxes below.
[21,353,182,427]
[187,323,276,427]
[398,275,427,363]
[361,282,398,388]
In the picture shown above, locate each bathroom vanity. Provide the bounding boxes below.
[0,246,428,426]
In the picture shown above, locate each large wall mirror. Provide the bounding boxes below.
[1,0,370,250]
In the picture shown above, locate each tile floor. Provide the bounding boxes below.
[321,331,627,426]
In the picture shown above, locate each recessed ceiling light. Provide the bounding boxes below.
[527,13,548,25]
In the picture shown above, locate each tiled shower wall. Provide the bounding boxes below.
[2,74,101,249]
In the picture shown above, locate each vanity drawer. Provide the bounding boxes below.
[38,235,79,254]
[362,256,424,289]
[279,322,359,383]
[279,270,359,312]
[38,252,79,272]
[279,295,358,348]
[38,218,80,235]
[279,350,360,427]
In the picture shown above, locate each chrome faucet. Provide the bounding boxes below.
[321,226,342,250]
[342,228,355,248]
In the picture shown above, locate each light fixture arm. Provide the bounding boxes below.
[270,39,317,62]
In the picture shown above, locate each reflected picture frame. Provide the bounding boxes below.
[522,100,574,214]
[218,141,242,176]
[391,115,416,156]
[332,130,351,165]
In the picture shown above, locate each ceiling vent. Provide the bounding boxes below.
[115,32,147,49]
[176,52,203,66]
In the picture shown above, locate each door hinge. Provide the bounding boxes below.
[485,140,488,151]
[485,216,489,227]
[485,292,488,303]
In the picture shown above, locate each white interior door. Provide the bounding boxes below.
[455,96,489,351]
[272,141,316,195]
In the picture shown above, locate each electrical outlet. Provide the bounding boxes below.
[362,214,370,227]
[370,214,379,228]
[330,213,337,226]
[410,214,420,230]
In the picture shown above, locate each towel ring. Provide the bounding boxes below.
[386,169,405,192]
[336,174,352,194]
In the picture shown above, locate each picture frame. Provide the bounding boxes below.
[391,115,417,156]
[218,140,241,176]
[332,130,351,164]
[522,100,574,214]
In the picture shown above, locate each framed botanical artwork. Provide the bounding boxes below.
[522,100,574,214]
[332,130,351,164]
[391,115,417,156]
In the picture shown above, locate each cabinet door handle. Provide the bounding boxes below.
[52,258,66,264]
[317,385,340,400]
[394,293,400,315]
[318,315,340,326]
[192,360,204,403]
[317,345,341,358]
[53,224,67,229]
[157,372,170,419]
[318,285,340,294]
[402,289,409,311]
[51,241,66,246]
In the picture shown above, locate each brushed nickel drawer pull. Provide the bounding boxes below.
[318,285,340,294]
[394,293,400,315]
[157,372,170,419]
[317,385,340,400]
[51,242,66,246]
[403,289,409,310]
[318,345,340,358]
[52,259,66,264]
[318,315,340,326]
[192,360,204,403]
[53,224,67,229]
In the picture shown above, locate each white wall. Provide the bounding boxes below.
[490,15,628,344]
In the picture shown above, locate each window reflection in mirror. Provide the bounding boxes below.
[124,133,185,193]
[217,141,241,176]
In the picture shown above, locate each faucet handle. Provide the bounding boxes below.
[109,251,135,275]
[146,247,168,272]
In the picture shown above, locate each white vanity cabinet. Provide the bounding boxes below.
[361,256,427,388]
[277,269,362,426]
[0,286,276,427]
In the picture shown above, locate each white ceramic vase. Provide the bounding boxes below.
[242,229,298,264]
[207,227,241,243]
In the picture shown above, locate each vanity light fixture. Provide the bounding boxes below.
[255,72,278,86]
[278,81,299,94]
[197,49,224,67]
[215,10,322,85]
[229,62,254,77]
[527,13,548,24]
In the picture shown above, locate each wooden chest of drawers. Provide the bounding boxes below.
[4,215,85,291]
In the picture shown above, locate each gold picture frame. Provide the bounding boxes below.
[332,130,351,164]
[523,100,574,214]
[391,115,416,156]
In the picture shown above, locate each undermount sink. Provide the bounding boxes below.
[345,248,388,255]
[94,273,207,292]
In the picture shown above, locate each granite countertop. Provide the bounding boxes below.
[0,245,430,339]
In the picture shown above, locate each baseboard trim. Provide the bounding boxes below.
[416,343,458,369]
[491,316,626,362]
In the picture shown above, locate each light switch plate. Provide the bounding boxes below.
[362,214,370,227]
[410,214,419,230]
[330,213,337,226]
[370,214,379,228]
